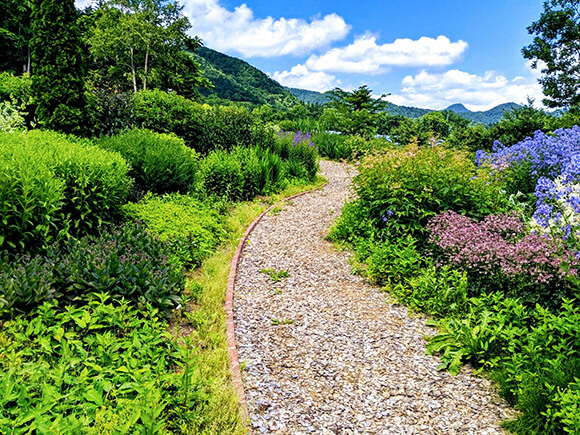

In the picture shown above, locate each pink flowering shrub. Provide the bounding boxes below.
[428,211,579,307]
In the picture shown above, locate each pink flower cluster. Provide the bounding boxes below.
[428,211,578,284]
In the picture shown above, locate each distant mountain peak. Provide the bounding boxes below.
[445,103,471,113]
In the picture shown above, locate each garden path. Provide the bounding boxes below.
[233,160,513,434]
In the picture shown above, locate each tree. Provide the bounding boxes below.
[523,0,580,108]
[88,0,193,93]
[30,0,87,134]
[326,85,389,137]
[0,0,32,74]
[328,85,388,113]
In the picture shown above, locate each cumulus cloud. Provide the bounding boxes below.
[388,66,545,111]
[270,64,340,92]
[181,0,350,57]
[305,34,468,74]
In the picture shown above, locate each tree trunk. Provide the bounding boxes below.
[143,50,149,91]
[130,47,137,92]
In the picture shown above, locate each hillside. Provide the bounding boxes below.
[286,87,521,124]
[193,47,297,109]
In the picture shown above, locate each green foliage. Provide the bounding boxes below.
[0,0,32,74]
[428,295,580,433]
[260,268,290,282]
[363,236,423,286]
[133,89,274,154]
[0,296,206,433]
[87,0,193,93]
[313,132,353,160]
[523,0,580,108]
[123,193,224,268]
[198,149,243,201]
[97,129,199,195]
[344,143,506,243]
[390,264,469,318]
[0,100,25,132]
[89,87,135,137]
[328,85,388,114]
[0,72,32,106]
[30,0,87,134]
[0,130,131,254]
[0,223,184,317]
[487,103,552,149]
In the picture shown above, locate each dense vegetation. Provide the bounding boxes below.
[2,0,580,432]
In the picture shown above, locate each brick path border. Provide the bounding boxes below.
[225,182,327,428]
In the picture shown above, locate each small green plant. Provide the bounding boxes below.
[271,318,294,325]
[260,268,290,282]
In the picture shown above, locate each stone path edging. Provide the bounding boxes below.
[225,182,327,427]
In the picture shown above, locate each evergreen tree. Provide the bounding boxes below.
[30,0,87,134]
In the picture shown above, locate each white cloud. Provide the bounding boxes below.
[388,66,544,111]
[270,64,339,92]
[181,0,350,57]
[305,34,468,74]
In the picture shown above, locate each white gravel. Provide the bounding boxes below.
[233,160,514,434]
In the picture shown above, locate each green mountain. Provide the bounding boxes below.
[193,47,296,109]
[286,87,521,125]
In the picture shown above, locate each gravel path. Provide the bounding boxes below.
[233,160,514,434]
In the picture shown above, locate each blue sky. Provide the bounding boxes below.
[76,0,547,110]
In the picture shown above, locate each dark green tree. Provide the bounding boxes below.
[30,0,87,134]
[523,0,580,108]
[0,0,32,74]
[328,85,388,113]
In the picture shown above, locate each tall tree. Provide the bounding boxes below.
[523,0,580,108]
[0,0,32,74]
[88,0,193,92]
[30,0,87,134]
[328,85,389,113]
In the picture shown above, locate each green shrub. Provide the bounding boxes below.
[345,143,508,243]
[272,132,318,181]
[123,194,224,268]
[199,149,244,201]
[0,72,33,107]
[89,88,135,137]
[97,129,198,195]
[0,100,26,132]
[364,236,423,286]
[428,295,580,433]
[0,223,184,317]
[0,131,131,254]
[133,90,274,154]
[390,264,469,318]
[0,296,206,432]
[313,132,353,161]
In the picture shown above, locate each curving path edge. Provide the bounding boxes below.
[225,182,327,426]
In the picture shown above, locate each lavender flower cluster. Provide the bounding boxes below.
[292,131,315,147]
[428,211,578,284]
[476,126,580,246]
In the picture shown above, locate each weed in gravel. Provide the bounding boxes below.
[260,268,290,282]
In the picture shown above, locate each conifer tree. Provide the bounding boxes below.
[30,0,87,134]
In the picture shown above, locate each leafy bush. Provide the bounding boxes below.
[429,295,580,434]
[89,88,135,136]
[273,131,318,181]
[199,149,243,201]
[335,143,507,245]
[0,296,206,432]
[0,100,25,132]
[313,132,353,160]
[97,129,198,195]
[428,211,579,308]
[0,130,131,254]
[123,194,224,268]
[390,264,468,318]
[363,235,423,285]
[0,223,184,317]
[133,89,274,154]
